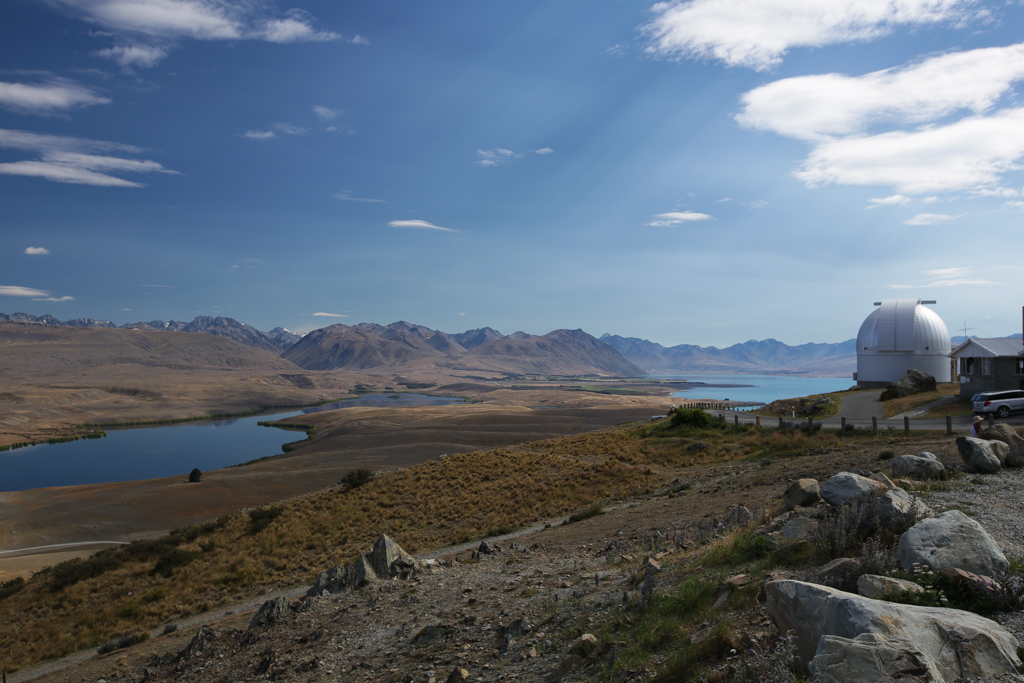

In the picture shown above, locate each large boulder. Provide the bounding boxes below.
[249,596,291,629]
[820,472,888,507]
[783,479,820,510]
[367,534,417,579]
[765,579,1021,680]
[304,534,416,598]
[956,437,1001,474]
[874,489,930,522]
[879,369,936,401]
[979,424,1024,465]
[856,574,925,600]
[891,455,945,480]
[898,510,1009,577]
[809,633,937,683]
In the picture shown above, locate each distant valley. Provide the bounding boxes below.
[1,312,857,376]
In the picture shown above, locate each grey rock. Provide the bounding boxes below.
[687,442,708,452]
[369,534,418,578]
[249,596,291,629]
[817,557,860,585]
[412,624,452,644]
[956,437,1002,474]
[783,479,821,510]
[478,540,497,555]
[820,472,888,506]
[978,424,1024,461]
[880,369,936,401]
[891,455,945,480]
[918,452,938,460]
[766,579,1021,679]
[869,471,898,489]
[989,439,1011,466]
[809,633,937,683]
[856,574,925,600]
[305,554,378,597]
[874,489,930,522]
[505,617,531,639]
[898,510,1009,576]
[176,625,217,662]
[778,517,818,542]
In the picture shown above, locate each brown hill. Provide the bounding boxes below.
[281,324,444,371]
[458,328,645,377]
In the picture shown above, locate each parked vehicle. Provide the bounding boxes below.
[971,390,1024,418]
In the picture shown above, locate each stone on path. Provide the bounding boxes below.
[820,472,888,506]
[766,579,1021,680]
[891,455,945,480]
[898,510,1008,577]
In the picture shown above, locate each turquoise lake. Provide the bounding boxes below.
[662,374,855,405]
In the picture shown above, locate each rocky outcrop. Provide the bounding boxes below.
[956,437,1002,474]
[765,579,1021,680]
[819,472,887,506]
[249,596,291,629]
[305,534,418,598]
[856,574,925,600]
[783,479,820,510]
[874,489,930,522]
[809,633,937,683]
[898,510,1009,577]
[890,454,945,480]
[879,369,936,401]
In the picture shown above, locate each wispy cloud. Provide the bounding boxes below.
[0,285,51,297]
[24,246,50,255]
[244,130,275,140]
[134,284,176,288]
[313,311,348,317]
[388,219,457,233]
[0,128,177,187]
[35,295,75,302]
[924,267,969,278]
[335,191,384,203]
[534,147,553,155]
[867,194,911,208]
[904,213,959,226]
[477,147,552,166]
[746,200,768,209]
[715,197,732,203]
[642,0,982,71]
[0,78,110,116]
[889,266,999,289]
[48,0,343,68]
[243,123,307,140]
[739,43,1024,196]
[313,105,338,120]
[646,211,713,226]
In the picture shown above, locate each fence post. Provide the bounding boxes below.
[872,416,878,435]
[904,416,910,436]
[756,415,761,430]
[988,414,995,428]
[719,414,725,424]
[946,415,953,436]
[808,415,813,430]
[734,414,739,426]
[778,416,783,429]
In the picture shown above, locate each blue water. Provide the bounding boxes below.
[0,394,463,492]
[662,374,854,405]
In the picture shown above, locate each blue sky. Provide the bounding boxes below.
[2,0,1023,346]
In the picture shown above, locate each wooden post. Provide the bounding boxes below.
[778,416,783,429]
[872,416,878,435]
[989,414,995,427]
[946,415,953,436]
[807,416,813,430]
[719,413,725,424]
[756,415,761,430]
[734,414,739,426]
[904,416,910,436]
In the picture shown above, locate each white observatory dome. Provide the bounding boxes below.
[856,298,952,386]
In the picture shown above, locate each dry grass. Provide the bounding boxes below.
[881,383,961,419]
[753,391,846,419]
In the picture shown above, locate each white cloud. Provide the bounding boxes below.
[313,105,338,120]
[970,186,1019,197]
[313,311,348,317]
[24,246,50,255]
[924,267,969,277]
[867,194,911,208]
[927,277,998,287]
[458,311,466,316]
[715,197,732,203]
[274,123,307,135]
[134,283,176,288]
[534,147,554,155]
[49,0,342,68]
[96,45,168,67]
[477,147,549,166]
[0,79,110,116]
[35,295,75,302]
[890,266,999,289]
[335,191,384,203]
[642,0,981,71]
[0,285,51,297]
[739,44,1024,196]
[387,219,457,232]
[349,35,369,45]
[887,284,915,289]
[746,199,768,209]
[646,211,713,226]
[922,196,940,203]
[904,212,959,225]
[0,128,177,187]
[1005,200,1024,210]
[244,130,275,140]
[795,108,1024,194]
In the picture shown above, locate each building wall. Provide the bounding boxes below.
[856,352,952,385]
[957,357,1024,396]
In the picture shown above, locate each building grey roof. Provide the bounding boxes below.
[948,337,1024,358]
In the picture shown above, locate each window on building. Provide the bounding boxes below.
[964,358,975,374]
[1016,358,1024,375]
[982,358,992,375]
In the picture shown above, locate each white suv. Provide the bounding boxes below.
[971,390,1024,418]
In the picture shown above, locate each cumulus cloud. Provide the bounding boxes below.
[0,128,177,187]
[47,0,342,67]
[867,194,912,208]
[24,246,50,255]
[0,79,110,116]
[739,43,1024,196]
[642,0,980,71]
[387,219,457,232]
[646,211,713,226]
[904,213,959,225]
[313,311,348,317]
[334,191,384,203]
[534,147,554,155]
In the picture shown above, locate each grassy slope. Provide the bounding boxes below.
[881,383,961,419]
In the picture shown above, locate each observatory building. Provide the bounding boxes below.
[855,298,952,387]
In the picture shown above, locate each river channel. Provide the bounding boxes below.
[0,394,464,492]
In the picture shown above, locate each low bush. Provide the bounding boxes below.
[339,468,375,489]
[97,631,149,655]
[564,504,604,524]
[151,549,201,577]
[0,577,24,601]
[248,506,283,534]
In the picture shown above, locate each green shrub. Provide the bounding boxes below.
[669,408,715,430]
[339,468,375,489]
[151,549,201,577]
[0,577,25,601]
